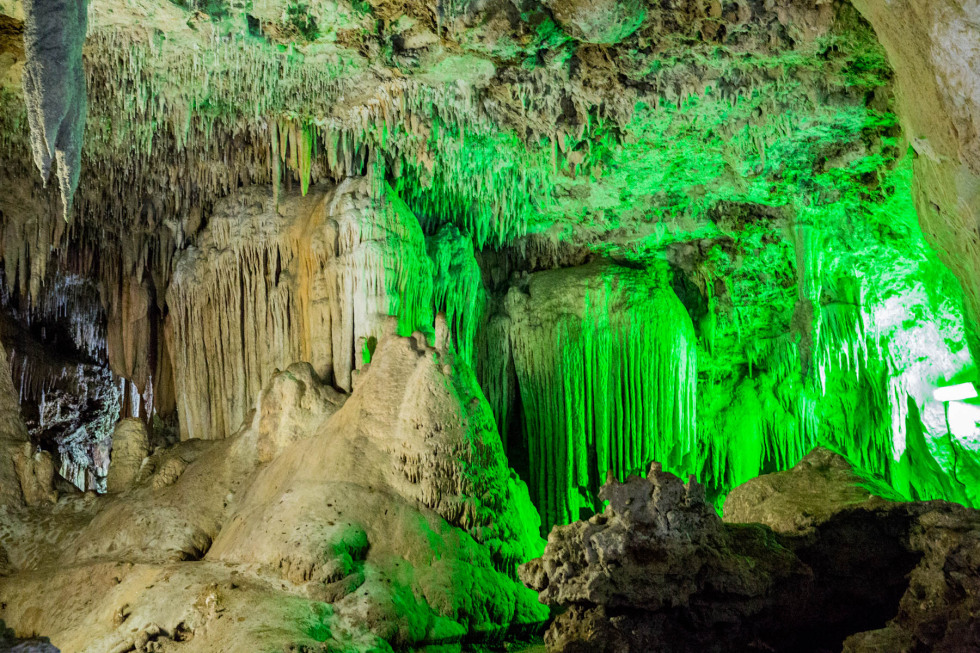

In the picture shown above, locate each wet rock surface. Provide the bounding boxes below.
[522,448,980,653]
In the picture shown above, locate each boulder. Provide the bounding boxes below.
[726,447,980,653]
[522,448,980,652]
[520,463,811,653]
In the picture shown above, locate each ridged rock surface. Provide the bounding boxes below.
[167,179,415,441]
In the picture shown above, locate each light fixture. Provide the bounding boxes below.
[932,382,978,402]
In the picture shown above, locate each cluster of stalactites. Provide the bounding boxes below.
[502,265,698,530]
[696,216,979,510]
[163,178,488,441]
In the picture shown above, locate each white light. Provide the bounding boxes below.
[932,382,978,402]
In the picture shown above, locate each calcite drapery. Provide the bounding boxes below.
[22,0,87,219]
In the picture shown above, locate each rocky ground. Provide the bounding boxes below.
[521,447,980,653]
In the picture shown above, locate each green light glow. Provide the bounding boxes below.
[504,263,697,528]
[933,383,977,402]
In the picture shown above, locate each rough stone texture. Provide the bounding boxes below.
[723,445,898,531]
[0,337,30,508]
[524,449,980,652]
[0,620,58,652]
[11,442,56,506]
[726,447,980,653]
[105,418,150,493]
[542,0,644,44]
[250,362,345,464]
[519,464,811,653]
[21,0,87,218]
[0,326,546,652]
[850,0,980,329]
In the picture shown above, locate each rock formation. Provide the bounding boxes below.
[849,0,980,329]
[0,325,547,651]
[492,261,698,529]
[0,337,29,507]
[522,449,980,652]
[21,0,87,218]
[726,447,980,653]
[520,463,812,653]
[104,418,149,493]
[165,179,422,440]
[1,0,980,649]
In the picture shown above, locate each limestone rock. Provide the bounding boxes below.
[523,449,980,652]
[850,0,980,329]
[723,445,898,533]
[11,442,56,506]
[542,0,644,44]
[167,179,414,441]
[520,463,810,653]
[726,447,980,653]
[207,324,547,643]
[0,328,547,651]
[105,418,150,493]
[0,337,30,507]
[21,0,87,218]
[0,619,58,652]
[251,362,344,464]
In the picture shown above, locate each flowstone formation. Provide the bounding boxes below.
[522,449,980,653]
[0,325,547,651]
[493,261,697,529]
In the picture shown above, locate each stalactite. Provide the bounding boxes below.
[165,179,444,440]
[21,0,88,219]
[504,262,697,530]
[427,224,485,369]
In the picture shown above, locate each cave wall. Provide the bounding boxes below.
[849,0,980,331]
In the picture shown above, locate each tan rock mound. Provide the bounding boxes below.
[0,324,547,652]
[105,418,150,494]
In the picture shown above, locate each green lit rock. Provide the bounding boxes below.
[495,260,697,530]
[524,450,980,652]
[541,0,643,44]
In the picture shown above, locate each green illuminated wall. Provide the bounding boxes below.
[366,132,979,534]
[265,3,980,531]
